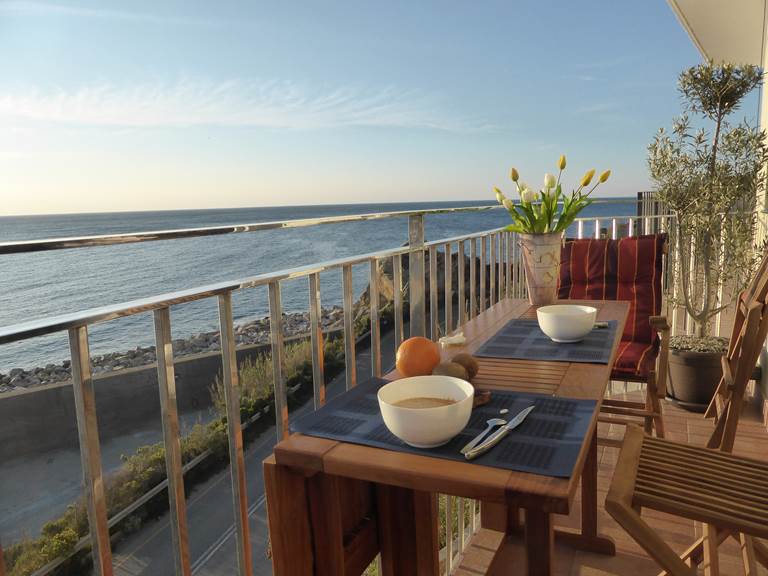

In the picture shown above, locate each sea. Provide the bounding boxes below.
[0,199,637,370]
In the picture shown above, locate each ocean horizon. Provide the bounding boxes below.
[0,198,639,370]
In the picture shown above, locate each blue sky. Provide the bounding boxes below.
[0,1,749,215]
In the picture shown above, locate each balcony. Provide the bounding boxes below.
[0,202,766,576]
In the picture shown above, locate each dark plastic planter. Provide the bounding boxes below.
[666,348,724,412]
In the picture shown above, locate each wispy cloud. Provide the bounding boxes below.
[0,78,491,132]
[577,57,632,71]
[576,102,619,115]
[560,74,604,83]
[0,1,222,26]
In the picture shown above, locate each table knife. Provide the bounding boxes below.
[464,406,535,461]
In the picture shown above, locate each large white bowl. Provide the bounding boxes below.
[536,304,597,343]
[378,375,474,448]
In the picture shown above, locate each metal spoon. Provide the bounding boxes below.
[464,406,535,460]
[460,418,506,455]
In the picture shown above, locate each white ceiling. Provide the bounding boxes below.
[668,0,766,65]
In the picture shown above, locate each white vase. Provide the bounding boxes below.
[519,232,563,306]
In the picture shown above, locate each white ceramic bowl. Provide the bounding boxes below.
[536,304,597,343]
[377,375,474,448]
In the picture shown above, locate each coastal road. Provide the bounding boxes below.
[110,326,401,576]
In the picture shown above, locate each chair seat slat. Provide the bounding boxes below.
[634,484,768,540]
[635,478,768,517]
[637,461,768,504]
[643,438,768,475]
[639,449,768,484]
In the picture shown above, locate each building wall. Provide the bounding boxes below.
[759,2,768,423]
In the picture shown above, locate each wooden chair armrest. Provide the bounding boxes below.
[649,315,671,398]
[649,315,670,333]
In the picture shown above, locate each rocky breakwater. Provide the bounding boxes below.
[0,306,345,393]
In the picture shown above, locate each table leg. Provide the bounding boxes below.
[554,428,615,555]
[582,427,599,537]
[484,503,523,575]
[264,456,314,574]
[376,485,439,576]
[525,509,554,576]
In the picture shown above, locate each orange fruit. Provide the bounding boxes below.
[396,336,441,377]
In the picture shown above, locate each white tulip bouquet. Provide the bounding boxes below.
[494,155,611,234]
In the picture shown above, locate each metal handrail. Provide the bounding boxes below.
[0,205,499,254]
[0,197,644,255]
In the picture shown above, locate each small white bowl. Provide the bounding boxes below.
[378,375,474,448]
[536,304,597,343]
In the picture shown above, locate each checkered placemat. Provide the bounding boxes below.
[473,319,618,364]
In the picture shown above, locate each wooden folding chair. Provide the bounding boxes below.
[704,247,768,451]
[606,249,768,575]
[559,234,669,443]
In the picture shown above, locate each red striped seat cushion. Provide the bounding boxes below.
[558,234,667,378]
[613,340,658,378]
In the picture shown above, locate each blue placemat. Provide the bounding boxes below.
[473,319,618,364]
[290,378,597,478]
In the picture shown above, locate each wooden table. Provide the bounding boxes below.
[265,299,629,575]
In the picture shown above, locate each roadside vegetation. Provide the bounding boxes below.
[4,334,347,576]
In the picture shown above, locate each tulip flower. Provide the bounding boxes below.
[495,157,611,235]
[520,188,537,204]
[580,169,596,187]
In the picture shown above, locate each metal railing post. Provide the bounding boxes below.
[369,259,382,377]
[445,495,454,573]
[153,308,192,576]
[408,214,426,337]
[458,240,466,326]
[505,232,512,299]
[469,239,477,318]
[497,232,504,302]
[393,254,404,350]
[308,273,325,408]
[342,264,357,389]
[218,293,254,576]
[489,234,496,306]
[68,325,113,576]
[267,283,287,437]
[444,243,453,333]
[480,236,487,312]
[429,245,439,340]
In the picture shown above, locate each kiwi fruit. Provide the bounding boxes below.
[431,361,469,380]
[451,353,479,379]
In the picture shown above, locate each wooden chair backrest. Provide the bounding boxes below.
[706,247,768,452]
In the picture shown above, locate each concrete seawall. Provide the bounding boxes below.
[0,339,287,461]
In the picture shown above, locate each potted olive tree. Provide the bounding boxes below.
[648,62,767,410]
